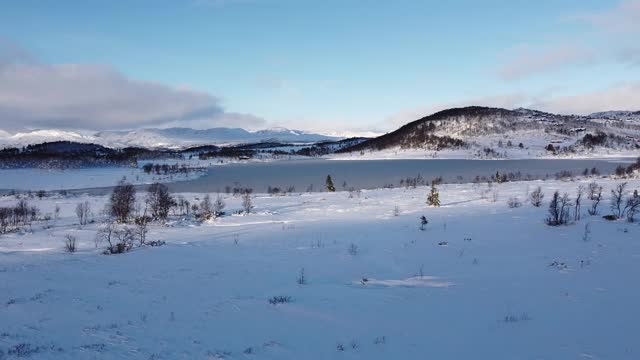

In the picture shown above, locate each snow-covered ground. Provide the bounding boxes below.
[1,176,640,359]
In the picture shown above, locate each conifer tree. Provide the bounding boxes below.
[427,183,440,207]
[326,175,336,192]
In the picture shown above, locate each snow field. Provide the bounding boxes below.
[1,177,639,359]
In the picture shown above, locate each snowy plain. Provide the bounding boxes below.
[1,175,640,359]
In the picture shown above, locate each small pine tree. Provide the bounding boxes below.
[326,175,336,192]
[427,183,440,207]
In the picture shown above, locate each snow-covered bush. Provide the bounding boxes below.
[507,197,522,208]
[96,221,136,254]
[268,296,292,305]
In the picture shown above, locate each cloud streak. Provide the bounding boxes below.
[570,0,640,33]
[498,44,597,80]
[498,1,640,80]
[531,81,640,115]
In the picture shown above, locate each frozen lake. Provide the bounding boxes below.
[0,158,631,193]
[168,158,631,193]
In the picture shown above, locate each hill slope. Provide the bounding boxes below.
[337,106,640,159]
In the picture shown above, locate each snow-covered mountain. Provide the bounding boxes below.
[338,106,640,159]
[0,129,94,147]
[0,127,340,148]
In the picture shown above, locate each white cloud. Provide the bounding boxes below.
[531,81,640,115]
[0,55,265,131]
[497,1,640,80]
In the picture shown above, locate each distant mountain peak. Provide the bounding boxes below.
[0,126,340,148]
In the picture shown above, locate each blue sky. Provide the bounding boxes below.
[0,0,638,134]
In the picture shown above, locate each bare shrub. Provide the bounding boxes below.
[529,186,544,207]
[64,234,77,253]
[268,296,292,305]
[582,223,591,242]
[610,182,627,219]
[297,268,306,285]
[507,197,522,208]
[348,243,358,256]
[491,189,499,202]
[503,313,531,323]
[96,221,135,254]
[420,215,428,231]
[587,181,602,200]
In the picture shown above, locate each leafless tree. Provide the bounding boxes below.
[213,194,226,217]
[199,194,213,219]
[610,182,627,219]
[146,183,175,221]
[109,179,136,223]
[623,190,640,222]
[546,191,571,226]
[574,185,584,221]
[95,220,117,250]
[0,208,11,234]
[242,192,253,214]
[559,193,572,224]
[134,212,151,246]
[588,185,603,216]
[75,201,91,226]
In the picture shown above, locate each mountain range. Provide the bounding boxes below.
[0,127,340,149]
[1,108,639,157]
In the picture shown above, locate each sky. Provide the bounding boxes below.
[0,0,639,135]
